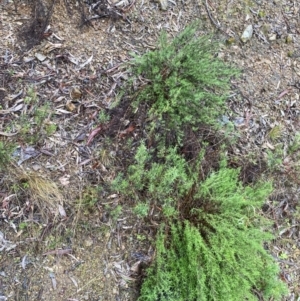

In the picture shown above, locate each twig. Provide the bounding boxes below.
[105,63,123,73]
[121,0,136,12]
[281,9,291,33]
[203,0,221,30]
[203,0,237,40]
[276,258,300,267]
[43,248,72,256]
[253,28,270,44]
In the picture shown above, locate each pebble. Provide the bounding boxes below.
[241,25,253,43]
[84,237,94,247]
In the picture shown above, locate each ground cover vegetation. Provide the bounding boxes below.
[110,23,288,300]
[1,3,298,298]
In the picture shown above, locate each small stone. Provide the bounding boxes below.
[32,164,41,171]
[35,53,47,62]
[240,25,253,43]
[268,33,277,41]
[84,237,93,247]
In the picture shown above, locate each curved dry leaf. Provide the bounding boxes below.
[66,101,76,112]
[58,204,67,217]
[0,131,18,137]
[77,55,93,70]
[11,103,24,112]
[21,255,28,270]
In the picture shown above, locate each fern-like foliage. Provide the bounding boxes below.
[138,167,288,301]
[111,142,198,211]
[129,22,239,135]
[111,22,287,301]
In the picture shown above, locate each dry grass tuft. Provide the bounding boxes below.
[8,165,65,221]
[268,125,282,142]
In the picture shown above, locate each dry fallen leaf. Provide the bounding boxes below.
[0,131,18,137]
[70,88,82,100]
[55,108,72,114]
[118,124,135,138]
[58,204,67,217]
[66,101,76,112]
[262,142,275,150]
[49,272,57,290]
[130,261,141,273]
[87,125,103,145]
[107,194,118,199]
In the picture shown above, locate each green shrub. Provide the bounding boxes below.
[129,22,239,141]
[288,132,300,154]
[138,167,288,301]
[76,186,101,213]
[111,142,200,209]
[133,203,149,218]
[111,23,287,301]
[0,141,15,170]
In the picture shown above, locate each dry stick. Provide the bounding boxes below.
[121,0,136,12]
[281,9,291,33]
[203,0,222,31]
[203,0,238,41]
[43,248,72,256]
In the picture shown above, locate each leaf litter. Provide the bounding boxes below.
[0,0,300,300]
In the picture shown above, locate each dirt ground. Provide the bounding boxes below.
[1,0,300,300]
